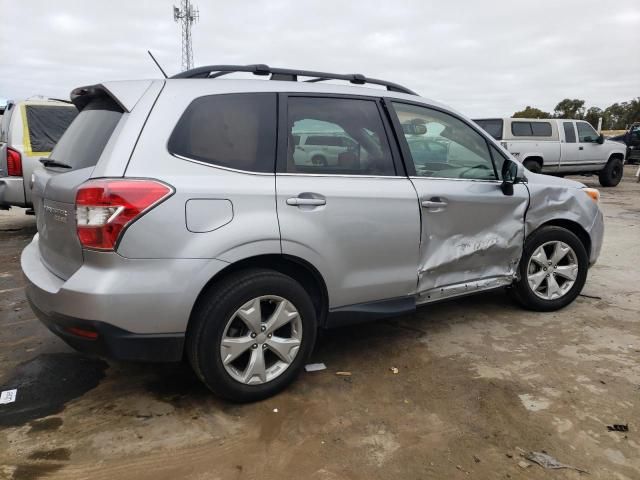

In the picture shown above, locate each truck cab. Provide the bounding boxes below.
[474,118,627,187]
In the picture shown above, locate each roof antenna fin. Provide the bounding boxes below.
[147,50,168,79]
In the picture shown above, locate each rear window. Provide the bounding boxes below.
[50,96,123,170]
[24,105,78,153]
[474,119,503,140]
[511,121,552,137]
[168,93,277,173]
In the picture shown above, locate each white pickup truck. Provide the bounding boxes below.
[474,118,627,187]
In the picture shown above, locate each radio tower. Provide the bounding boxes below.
[173,0,199,71]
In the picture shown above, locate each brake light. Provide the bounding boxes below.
[7,147,22,176]
[75,179,173,250]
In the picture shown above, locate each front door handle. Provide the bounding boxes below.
[579,146,584,150]
[286,197,326,206]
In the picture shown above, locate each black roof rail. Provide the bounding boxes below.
[170,64,417,95]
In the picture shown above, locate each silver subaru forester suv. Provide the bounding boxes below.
[22,65,604,402]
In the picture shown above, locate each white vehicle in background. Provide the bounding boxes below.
[0,98,78,210]
[474,118,627,187]
[292,132,359,166]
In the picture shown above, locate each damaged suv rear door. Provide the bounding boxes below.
[388,101,529,303]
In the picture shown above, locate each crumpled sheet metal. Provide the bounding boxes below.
[417,188,527,295]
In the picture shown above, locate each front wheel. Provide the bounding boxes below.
[511,226,588,311]
[599,157,623,187]
[187,269,317,402]
[523,159,542,174]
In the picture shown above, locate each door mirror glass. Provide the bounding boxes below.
[501,159,525,195]
[596,133,605,144]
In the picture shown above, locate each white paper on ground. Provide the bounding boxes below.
[305,363,327,372]
[0,389,17,404]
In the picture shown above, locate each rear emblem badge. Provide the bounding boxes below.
[44,205,69,223]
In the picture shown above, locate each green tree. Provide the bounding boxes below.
[553,99,585,119]
[584,107,603,129]
[603,103,626,129]
[512,106,551,118]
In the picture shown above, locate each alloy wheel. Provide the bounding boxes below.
[220,295,303,385]
[527,241,579,300]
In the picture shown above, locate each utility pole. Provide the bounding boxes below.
[173,0,199,71]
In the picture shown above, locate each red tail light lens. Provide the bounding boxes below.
[75,179,173,250]
[7,147,22,176]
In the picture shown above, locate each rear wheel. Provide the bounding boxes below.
[187,269,317,402]
[523,159,542,174]
[511,226,588,311]
[311,155,328,166]
[598,157,624,187]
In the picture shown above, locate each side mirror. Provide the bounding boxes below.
[596,133,605,144]
[501,159,525,196]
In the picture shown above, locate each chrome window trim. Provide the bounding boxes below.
[277,173,405,179]
[171,153,274,176]
[409,176,503,184]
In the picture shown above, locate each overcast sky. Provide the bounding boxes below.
[1,0,638,116]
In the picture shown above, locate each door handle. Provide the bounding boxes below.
[286,197,326,206]
[579,146,584,150]
[421,199,448,209]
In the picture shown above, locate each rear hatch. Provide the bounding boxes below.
[32,95,124,279]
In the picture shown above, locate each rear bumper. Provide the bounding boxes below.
[0,176,26,208]
[28,299,185,362]
[21,235,229,362]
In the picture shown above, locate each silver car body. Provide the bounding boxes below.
[21,78,604,361]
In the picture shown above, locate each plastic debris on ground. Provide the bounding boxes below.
[0,389,17,405]
[524,451,588,473]
[335,371,351,376]
[607,423,629,432]
[390,367,399,374]
[305,363,326,372]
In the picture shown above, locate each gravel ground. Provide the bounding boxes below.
[0,167,638,480]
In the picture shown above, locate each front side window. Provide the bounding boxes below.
[393,102,497,180]
[576,121,599,143]
[168,93,277,173]
[286,97,395,175]
[563,122,576,143]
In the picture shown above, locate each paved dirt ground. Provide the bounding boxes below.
[0,167,639,480]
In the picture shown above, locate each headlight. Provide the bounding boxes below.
[583,188,600,203]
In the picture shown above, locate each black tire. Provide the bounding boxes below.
[523,159,542,174]
[186,269,317,402]
[510,226,588,312]
[311,155,327,166]
[598,157,624,187]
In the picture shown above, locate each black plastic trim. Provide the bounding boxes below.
[325,296,416,328]
[170,64,417,95]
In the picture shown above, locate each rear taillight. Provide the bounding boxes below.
[75,179,173,251]
[7,147,22,176]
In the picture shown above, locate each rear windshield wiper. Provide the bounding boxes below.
[40,158,72,169]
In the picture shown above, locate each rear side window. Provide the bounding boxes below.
[50,96,123,170]
[511,121,552,137]
[24,105,78,153]
[563,122,576,143]
[168,93,277,173]
[474,119,503,140]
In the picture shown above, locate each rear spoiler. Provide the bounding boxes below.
[70,80,158,113]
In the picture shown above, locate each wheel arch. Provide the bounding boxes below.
[607,152,625,163]
[533,219,591,259]
[522,155,544,166]
[187,254,329,335]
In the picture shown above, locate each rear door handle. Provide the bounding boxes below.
[421,199,448,209]
[286,197,326,206]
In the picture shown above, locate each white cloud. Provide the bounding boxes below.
[0,0,638,117]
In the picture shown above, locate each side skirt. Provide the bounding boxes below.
[416,276,513,305]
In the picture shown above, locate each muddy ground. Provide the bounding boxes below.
[0,167,638,480]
